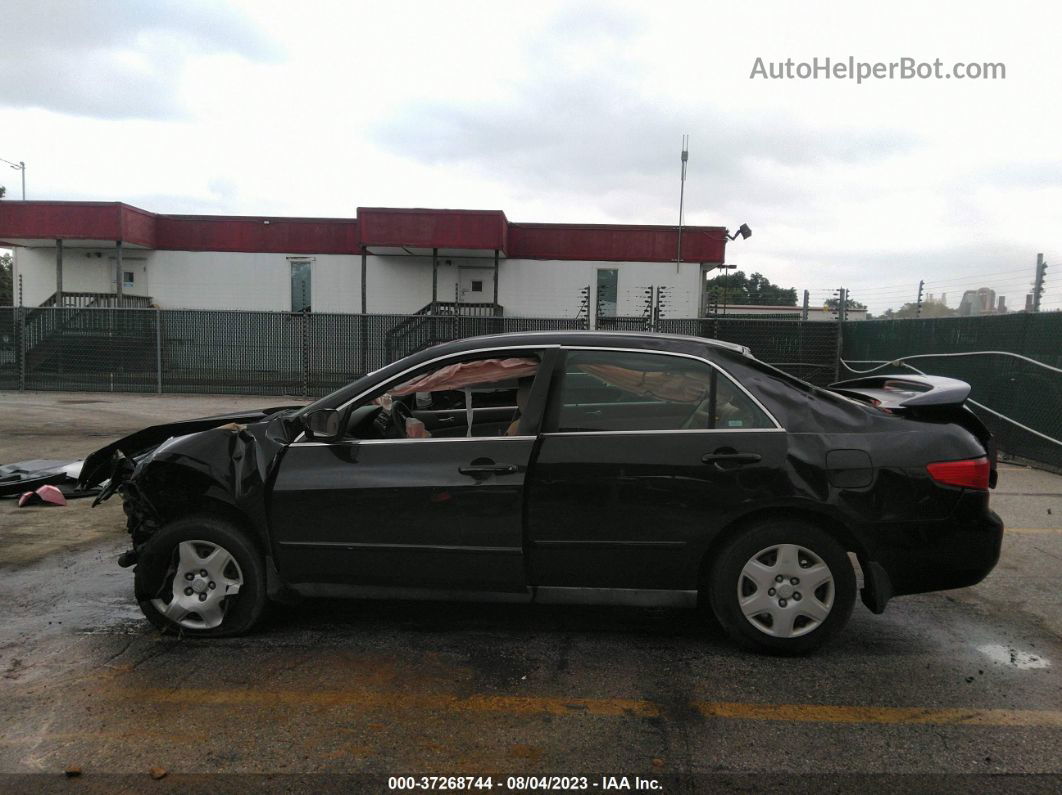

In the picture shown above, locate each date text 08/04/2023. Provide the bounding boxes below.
[387,775,663,791]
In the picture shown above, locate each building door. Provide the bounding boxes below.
[107,256,148,296]
[458,267,494,304]
[290,259,312,312]
[595,268,618,319]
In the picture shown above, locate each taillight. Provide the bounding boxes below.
[926,456,990,490]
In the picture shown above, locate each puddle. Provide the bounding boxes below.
[976,643,1051,669]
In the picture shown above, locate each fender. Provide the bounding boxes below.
[92,413,297,560]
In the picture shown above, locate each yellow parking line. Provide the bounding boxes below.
[1006,528,1062,535]
[126,688,1062,727]
[693,702,1062,727]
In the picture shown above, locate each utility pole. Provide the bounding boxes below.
[915,280,925,318]
[0,158,25,199]
[1033,253,1047,312]
[676,135,689,273]
[722,266,732,316]
[801,289,809,321]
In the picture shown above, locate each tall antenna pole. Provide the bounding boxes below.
[676,135,689,272]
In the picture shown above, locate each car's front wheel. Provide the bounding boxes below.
[708,519,855,654]
[134,515,266,637]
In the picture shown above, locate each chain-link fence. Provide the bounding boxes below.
[661,318,840,386]
[0,307,591,397]
[4,304,1058,468]
[843,313,1062,470]
[1,306,839,397]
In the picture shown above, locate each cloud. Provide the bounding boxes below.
[961,161,1062,191]
[370,2,915,222]
[0,0,281,120]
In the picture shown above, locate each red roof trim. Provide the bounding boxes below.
[0,201,728,262]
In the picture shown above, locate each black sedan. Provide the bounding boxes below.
[81,331,1003,654]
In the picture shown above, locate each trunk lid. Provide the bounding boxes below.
[828,374,997,487]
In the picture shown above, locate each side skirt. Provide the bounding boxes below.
[287,583,699,608]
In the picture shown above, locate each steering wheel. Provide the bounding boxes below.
[390,399,413,438]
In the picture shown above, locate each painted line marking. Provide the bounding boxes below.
[994,492,1062,497]
[123,688,1062,727]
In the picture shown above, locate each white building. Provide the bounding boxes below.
[1,202,730,320]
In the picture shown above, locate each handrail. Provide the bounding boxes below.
[383,301,504,362]
[22,294,155,356]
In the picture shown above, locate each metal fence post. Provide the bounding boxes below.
[155,307,162,394]
[301,312,310,398]
[834,311,844,383]
[18,307,25,391]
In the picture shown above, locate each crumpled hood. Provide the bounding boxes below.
[78,406,301,488]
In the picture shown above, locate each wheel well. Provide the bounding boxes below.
[133,464,267,558]
[175,500,271,560]
[697,507,866,589]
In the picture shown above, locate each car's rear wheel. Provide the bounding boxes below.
[134,515,266,637]
[708,519,855,654]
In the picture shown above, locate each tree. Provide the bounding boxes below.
[824,295,868,311]
[703,270,797,312]
[880,298,956,319]
[0,185,6,199]
[0,251,12,305]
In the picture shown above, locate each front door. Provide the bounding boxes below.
[526,347,787,590]
[269,348,556,591]
[271,437,536,590]
[458,267,493,304]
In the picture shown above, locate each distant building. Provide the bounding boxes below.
[958,288,998,316]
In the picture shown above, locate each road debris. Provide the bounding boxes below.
[18,484,68,507]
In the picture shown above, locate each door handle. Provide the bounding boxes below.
[459,463,518,478]
[701,452,762,470]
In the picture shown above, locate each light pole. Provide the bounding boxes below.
[1,157,26,199]
[718,264,734,316]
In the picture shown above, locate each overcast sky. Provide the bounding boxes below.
[1,0,1059,313]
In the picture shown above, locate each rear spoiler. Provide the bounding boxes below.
[828,375,971,410]
[829,374,996,487]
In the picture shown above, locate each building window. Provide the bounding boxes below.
[122,271,134,289]
[596,269,618,316]
[470,280,483,293]
[290,259,312,313]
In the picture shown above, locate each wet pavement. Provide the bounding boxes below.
[0,392,1060,790]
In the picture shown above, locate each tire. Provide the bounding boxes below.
[707,519,856,655]
[134,515,267,637]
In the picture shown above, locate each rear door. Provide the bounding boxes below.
[526,347,787,590]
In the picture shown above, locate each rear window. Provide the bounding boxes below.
[554,350,775,432]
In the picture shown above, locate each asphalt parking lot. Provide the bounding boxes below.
[1,391,1060,791]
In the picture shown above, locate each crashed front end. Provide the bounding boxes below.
[79,408,300,567]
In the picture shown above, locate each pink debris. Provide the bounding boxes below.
[17,484,68,507]
[37,484,67,506]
